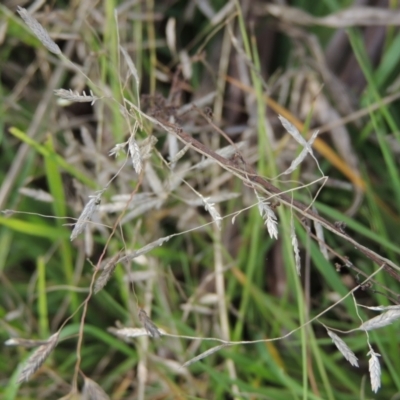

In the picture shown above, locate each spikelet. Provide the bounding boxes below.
[326,329,358,367]
[17,7,61,55]
[70,190,105,241]
[128,136,142,174]
[108,327,154,339]
[201,196,222,229]
[17,332,59,383]
[368,349,381,393]
[54,89,98,105]
[182,344,229,368]
[255,191,278,239]
[358,309,400,331]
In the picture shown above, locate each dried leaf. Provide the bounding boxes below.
[192,142,246,170]
[5,337,49,348]
[17,7,61,54]
[179,50,192,80]
[262,4,400,27]
[119,45,141,121]
[290,218,301,275]
[119,46,140,87]
[184,192,240,207]
[121,198,164,224]
[201,196,222,229]
[362,305,400,312]
[117,235,172,263]
[168,144,190,164]
[165,17,176,55]
[109,327,149,338]
[255,192,278,239]
[19,187,53,203]
[167,129,179,170]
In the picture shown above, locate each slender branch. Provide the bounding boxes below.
[152,116,400,283]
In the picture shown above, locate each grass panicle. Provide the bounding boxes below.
[3,1,400,398]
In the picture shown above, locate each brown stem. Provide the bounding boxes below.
[156,117,400,284]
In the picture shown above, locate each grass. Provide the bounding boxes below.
[1,1,400,399]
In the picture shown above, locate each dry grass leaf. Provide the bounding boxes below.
[165,17,176,56]
[179,50,192,80]
[192,142,246,170]
[311,85,360,175]
[18,187,53,203]
[56,391,81,400]
[290,218,301,275]
[117,235,173,263]
[150,355,189,376]
[261,4,400,27]
[255,191,278,240]
[358,309,400,331]
[182,344,229,368]
[362,305,400,312]
[121,198,164,224]
[5,337,49,348]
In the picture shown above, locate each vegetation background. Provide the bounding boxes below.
[1,0,400,399]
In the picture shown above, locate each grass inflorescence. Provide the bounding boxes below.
[1,1,400,399]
